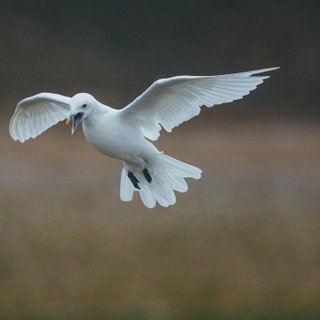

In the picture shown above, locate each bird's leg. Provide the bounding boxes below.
[128,171,141,190]
[143,168,152,183]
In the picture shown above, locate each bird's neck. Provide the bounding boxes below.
[84,102,113,126]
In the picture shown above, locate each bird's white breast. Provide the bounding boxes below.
[82,111,156,162]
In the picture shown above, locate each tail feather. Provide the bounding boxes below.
[149,172,176,207]
[139,184,156,208]
[160,154,202,179]
[167,174,188,193]
[119,154,202,208]
[120,166,134,202]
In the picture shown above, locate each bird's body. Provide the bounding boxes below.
[9,67,279,208]
[79,95,200,208]
[82,105,158,163]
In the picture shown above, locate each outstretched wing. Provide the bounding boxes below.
[120,67,279,140]
[9,93,71,143]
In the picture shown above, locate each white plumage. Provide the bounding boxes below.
[9,67,279,208]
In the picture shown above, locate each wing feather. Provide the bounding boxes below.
[120,67,279,140]
[9,93,71,142]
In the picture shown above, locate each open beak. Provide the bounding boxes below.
[66,112,84,134]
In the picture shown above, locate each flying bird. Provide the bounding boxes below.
[9,67,279,208]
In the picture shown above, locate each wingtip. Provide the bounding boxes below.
[9,126,27,143]
[225,66,280,78]
[8,129,18,142]
[254,66,280,74]
[11,137,25,143]
[16,136,26,143]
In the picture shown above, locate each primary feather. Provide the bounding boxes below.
[121,67,279,140]
[9,93,70,143]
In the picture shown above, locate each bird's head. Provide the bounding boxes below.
[67,93,97,134]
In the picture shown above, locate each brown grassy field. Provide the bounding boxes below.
[1,115,319,319]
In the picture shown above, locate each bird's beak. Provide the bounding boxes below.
[66,113,84,134]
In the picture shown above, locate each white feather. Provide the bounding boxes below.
[120,166,134,202]
[122,153,202,208]
[120,67,279,140]
[9,93,70,143]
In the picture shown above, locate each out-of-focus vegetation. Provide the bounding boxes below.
[1,117,319,319]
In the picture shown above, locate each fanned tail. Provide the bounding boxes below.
[120,154,202,208]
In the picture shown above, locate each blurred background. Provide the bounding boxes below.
[0,1,319,319]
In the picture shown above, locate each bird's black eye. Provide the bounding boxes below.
[82,104,87,108]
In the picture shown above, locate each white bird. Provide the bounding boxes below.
[9,67,279,208]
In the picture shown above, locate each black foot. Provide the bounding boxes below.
[143,168,152,183]
[128,171,140,189]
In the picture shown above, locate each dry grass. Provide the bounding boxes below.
[0,115,319,319]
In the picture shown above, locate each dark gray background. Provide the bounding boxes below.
[1,0,318,115]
